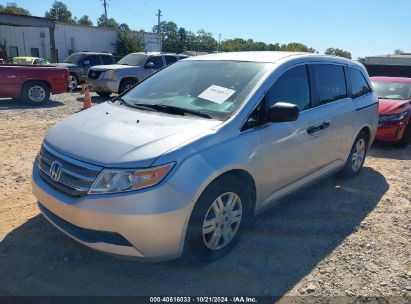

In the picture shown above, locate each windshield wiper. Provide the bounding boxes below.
[117,98,157,112]
[146,104,212,119]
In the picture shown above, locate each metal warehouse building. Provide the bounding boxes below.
[364,54,411,78]
[0,13,161,62]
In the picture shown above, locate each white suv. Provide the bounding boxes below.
[33,52,378,262]
[86,52,187,97]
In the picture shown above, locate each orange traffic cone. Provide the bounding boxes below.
[83,85,92,109]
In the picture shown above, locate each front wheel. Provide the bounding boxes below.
[340,131,368,178]
[96,91,111,98]
[68,74,78,91]
[184,176,252,262]
[394,122,411,148]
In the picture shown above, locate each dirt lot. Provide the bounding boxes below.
[0,92,410,298]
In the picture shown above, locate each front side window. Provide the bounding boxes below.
[83,55,100,66]
[101,55,114,64]
[146,56,164,70]
[349,68,371,99]
[268,65,311,110]
[371,81,411,100]
[314,64,347,105]
[122,60,270,120]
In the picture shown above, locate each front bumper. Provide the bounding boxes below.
[32,164,194,261]
[86,78,119,94]
[376,119,409,142]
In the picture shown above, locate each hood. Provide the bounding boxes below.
[54,62,77,68]
[378,99,411,115]
[89,64,140,71]
[44,102,221,168]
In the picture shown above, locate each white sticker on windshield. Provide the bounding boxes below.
[198,85,236,104]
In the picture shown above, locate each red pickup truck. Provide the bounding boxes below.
[0,65,69,105]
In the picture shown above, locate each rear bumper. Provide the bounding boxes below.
[376,120,409,142]
[32,164,194,261]
[86,78,119,94]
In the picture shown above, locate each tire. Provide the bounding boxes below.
[22,81,50,105]
[184,175,253,263]
[119,79,137,94]
[393,122,411,148]
[96,91,112,98]
[340,130,369,178]
[68,74,78,91]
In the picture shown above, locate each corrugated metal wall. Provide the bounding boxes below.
[0,25,50,59]
[55,24,117,61]
[0,23,162,62]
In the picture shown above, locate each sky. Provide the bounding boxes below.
[3,0,411,59]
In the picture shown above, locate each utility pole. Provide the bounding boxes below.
[156,9,162,51]
[156,9,162,34]
[218,33,221,53]
[54,0,58,21]
[102,0,109,27]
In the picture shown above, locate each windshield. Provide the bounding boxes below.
[371,81,411,100]
[63,53,82,64]
[121,60,270,120]
[118,53,148,66]
[12,58,33,65]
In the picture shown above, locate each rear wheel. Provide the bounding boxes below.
[394,123,411,148]
[22,81,50,105]
[184,175,252,262]
[340,131,368,177]
[96,91,111,98]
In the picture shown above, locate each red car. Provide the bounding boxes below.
[370,76,411,147]
[0,65,69,105]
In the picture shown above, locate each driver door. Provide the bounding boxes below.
[141,56,165,80]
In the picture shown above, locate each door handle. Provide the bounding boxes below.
[307,121,331,135]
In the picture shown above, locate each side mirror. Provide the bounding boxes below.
[82,60,90,66]
[144,61,155,69]
[268,102,299,122]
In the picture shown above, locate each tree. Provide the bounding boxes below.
[0,2,30,15]
[97,14,120,29]
[153,21,179,53]
[195,30,217,53]
[394,49,404,55]
[78,15,93,26]
[280,42,316,53]
[116,31,144,56]
[44,1,74,23]
[325,47,352,59]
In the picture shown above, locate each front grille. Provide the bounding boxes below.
[38,144,102,196]
[39,203,133,247]
[87,70,103,79]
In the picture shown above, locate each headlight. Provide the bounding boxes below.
[379,111,408,124]
[102,70,115,80]
[89,162,175,194]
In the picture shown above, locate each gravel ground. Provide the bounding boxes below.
[0,92,410,300]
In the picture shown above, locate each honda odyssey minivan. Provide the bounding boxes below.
[32,52,378,262]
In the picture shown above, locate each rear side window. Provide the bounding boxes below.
[101,55,114,64]
[164,55,178,65]
[268,65,311,111]
[314,64,347,105]
[348,68,371,99]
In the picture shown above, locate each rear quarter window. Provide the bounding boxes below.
[348,68,372,99]
[314,64,347,105]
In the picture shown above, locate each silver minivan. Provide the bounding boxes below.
[32,52,378,262]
